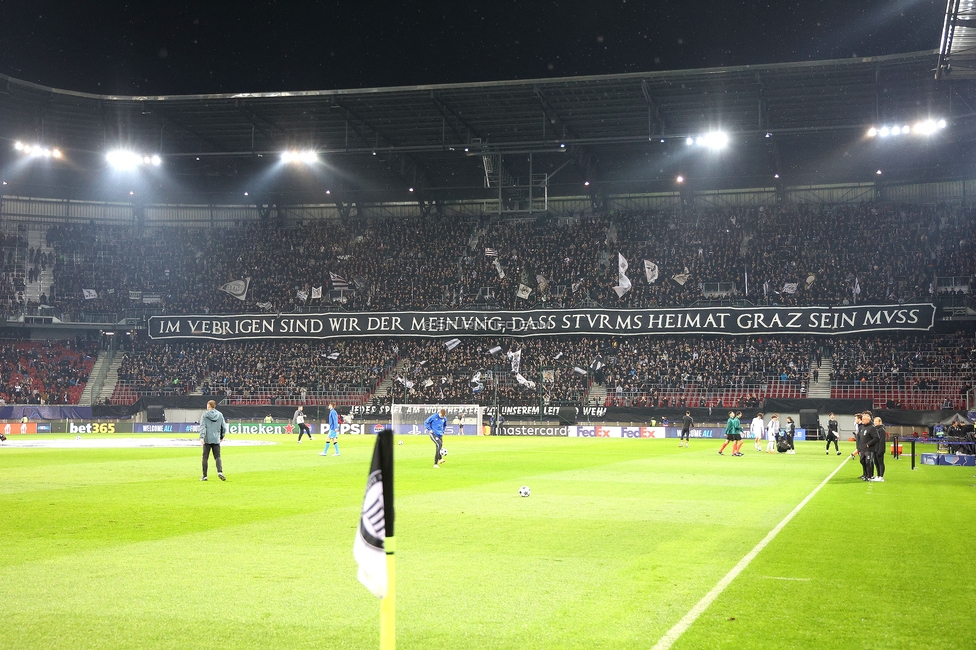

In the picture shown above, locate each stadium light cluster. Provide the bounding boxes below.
[685,131,729,150]
[866,119,946,139]
[281,150,318,164]
[14,141,62,159]
[106,150,161,170]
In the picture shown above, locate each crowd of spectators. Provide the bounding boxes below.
[2,201,966,320]
[0,233,29,315]
[829,332,974,404]
[115,336,399,403]
[107,330,974,409]
[601,336,812,399]
[0,339,98,404]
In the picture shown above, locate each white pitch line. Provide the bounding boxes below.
[651,455,850,650]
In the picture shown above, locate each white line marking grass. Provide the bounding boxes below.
[651,455,850,650]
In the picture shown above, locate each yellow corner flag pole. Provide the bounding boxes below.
[380,536,396,650]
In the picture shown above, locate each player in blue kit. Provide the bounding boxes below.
[320,403,340,456]
[425,408,447,468]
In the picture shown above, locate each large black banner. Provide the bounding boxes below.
[148,304,935,340]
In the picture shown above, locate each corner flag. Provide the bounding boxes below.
[354,429,396,648]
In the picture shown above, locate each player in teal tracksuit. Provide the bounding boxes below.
[320,403,340,456]
[425,408,447,468]
[718,411,743,456]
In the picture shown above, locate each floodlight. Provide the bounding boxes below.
[901,125,910,134]
[676,175,685,183]
[879,127,890,137]
[686,137,694,145]
[700,131,729,149]
[408,187,414,192]
[867,127,878,137]
[876,169,883,175]
[52,149,62,159]
[774,174,780,179]
[938,118,947,128]
[150,155,161,165]
[107,150,143,170]
[14,141,23,151]
[584,181,590,186]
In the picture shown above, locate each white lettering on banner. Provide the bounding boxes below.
[149,304,937,341]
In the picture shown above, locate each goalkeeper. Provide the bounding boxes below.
[425,408,447,468]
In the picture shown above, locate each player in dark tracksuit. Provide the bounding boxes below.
[680,411,693,447]
[871,416,886,482]
[825,412,840,455]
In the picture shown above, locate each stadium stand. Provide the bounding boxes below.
[27,202,974,318]
[829,332,974,410]
[104,332,974,409]
[0,340,98,404]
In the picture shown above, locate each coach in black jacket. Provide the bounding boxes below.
[871,416,886,482]
[855,413,876,481]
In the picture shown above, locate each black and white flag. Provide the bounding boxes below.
[353,429,394,598]
[445,338,461,351]
[782,282,798,295]
[311,286,323,299]
[487,345,502,355]
[672,267,691,286]
[516,284,532,300]
[330,272,350,291]
[297,289,309,302]
[515,372,536,389]
[613,253,632,297]
[573,366,588,375]
[485,248,498,257]
[492,259,506,279]
[507,349,522,374]
[82,289,98,300]
[644,260,659,284]
[219,278,250,301]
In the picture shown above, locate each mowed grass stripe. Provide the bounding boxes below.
[2,436,965,649]
[672,450,976,650]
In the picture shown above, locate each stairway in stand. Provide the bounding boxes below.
[807,358,832,399]
[586,381,607,407]
[24,229,54,304]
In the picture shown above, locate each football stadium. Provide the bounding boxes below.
[1,3,975,649]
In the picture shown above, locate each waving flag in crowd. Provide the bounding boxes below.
[613,253,632,297]
[218,278,250,301]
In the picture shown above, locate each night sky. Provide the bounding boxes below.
[0,1,945,95]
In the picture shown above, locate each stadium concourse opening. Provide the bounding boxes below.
[0,28,975,650]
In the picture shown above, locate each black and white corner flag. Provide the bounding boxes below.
[354,429,394,598]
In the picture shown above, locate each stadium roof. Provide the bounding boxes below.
[1,49,973,205]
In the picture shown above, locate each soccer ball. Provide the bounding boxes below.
[398,440,403,445]
[440,448,448,457]
[76,435,81,441]
[519,486,531,497]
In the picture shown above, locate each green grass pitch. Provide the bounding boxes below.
[1,434,974,649]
